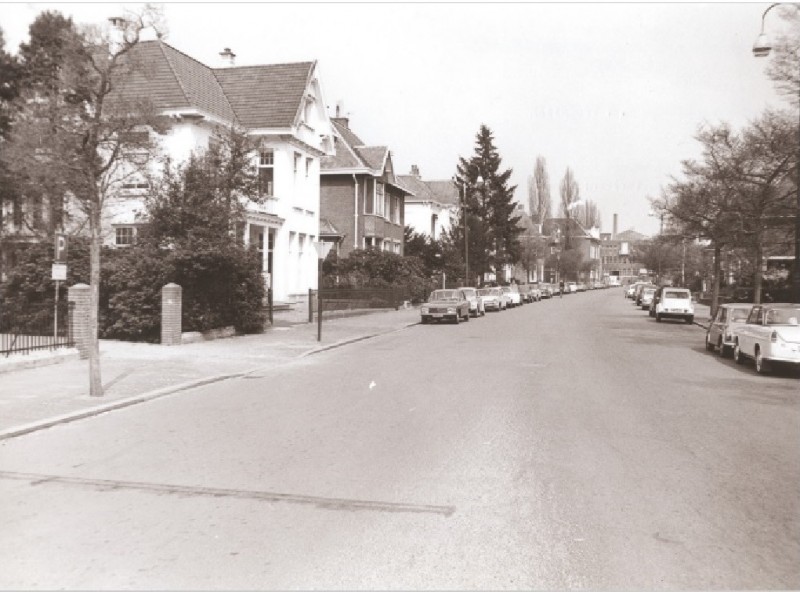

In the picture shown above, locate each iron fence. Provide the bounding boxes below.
[312,287,410,315]
[0,300,74,357]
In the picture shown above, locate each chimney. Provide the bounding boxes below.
[410,165,420,177]
[219,47,236,67]
[332,100,349,129]
[108,17,126,55]
[613,213,618,239]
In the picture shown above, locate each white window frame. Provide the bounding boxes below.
[114,226,136,247]
[258,149,275,197]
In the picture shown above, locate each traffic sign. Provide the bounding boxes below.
[52,263,67,281]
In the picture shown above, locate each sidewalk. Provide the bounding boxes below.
[0,306,421,440]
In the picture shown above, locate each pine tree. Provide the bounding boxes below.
[453,124,522,284]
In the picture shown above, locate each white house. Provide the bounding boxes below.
[106,40,335,304]
[397,166,459,240]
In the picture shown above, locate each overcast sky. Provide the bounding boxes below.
[2,2,791,236]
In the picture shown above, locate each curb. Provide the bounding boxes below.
[0,350,80,374]
[0,321,419,442]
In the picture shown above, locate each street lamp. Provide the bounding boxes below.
[457,174,483,286]
[313,240,333,342]
[753,2,800,303]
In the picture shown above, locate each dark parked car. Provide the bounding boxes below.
[420,289,471,324]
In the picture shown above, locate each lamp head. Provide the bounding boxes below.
[753,32,772,57]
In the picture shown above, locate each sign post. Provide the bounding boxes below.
[53,234,68,339]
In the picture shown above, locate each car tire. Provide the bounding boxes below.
[656,314,662,322]
[463,309,470,322]
[705,333,715,351]
[733,342,745,365]
[685,316,694,324]
[421,316,429,325]
[718,339,729,358]
[755,347,770,375]
[649,309,655,317]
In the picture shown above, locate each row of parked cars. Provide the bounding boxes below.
[705,301,800,375]
[626,281,800,376]
[419,283,554,324]
[626,281,695,323]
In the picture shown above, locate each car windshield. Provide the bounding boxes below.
[430,290,459,301]
[664,291,690,299]
[643,289,655,295]
[461,289,476,297]
[765,308,800,325]
[477,288,494,296]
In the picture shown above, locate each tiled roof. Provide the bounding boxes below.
[113,40,312,130]
[331,119,365,147]
[213,62,314,129]
[427,180,459,206]
[160,43,237,122]
[355,146,388,171]
[321,135,363,169]
[397,175,434,201]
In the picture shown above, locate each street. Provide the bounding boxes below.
[1,288,798,589]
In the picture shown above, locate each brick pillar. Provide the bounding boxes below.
[67,283,90,359]
[161,283,182,346]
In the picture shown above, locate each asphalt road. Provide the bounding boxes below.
[1,289,798,589]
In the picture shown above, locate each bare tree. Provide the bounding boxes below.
[6,6,166,396]
[527,155,551,226]
[765,5,800,107]
[574,199,602,229]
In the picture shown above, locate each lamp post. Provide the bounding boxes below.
[458,174,483,286]
[753,2,800,303]
[313,240,333,342]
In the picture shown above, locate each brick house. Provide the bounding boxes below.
[319,116,411,257]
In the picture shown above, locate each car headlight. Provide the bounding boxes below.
[421,307,429,314]
[447,307,456,314]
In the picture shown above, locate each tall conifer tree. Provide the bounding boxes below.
[453,125,522,283]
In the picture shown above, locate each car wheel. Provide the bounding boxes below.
[649,309,655,317]
[733,342,745,365]
[656,314,662,322]
[463,309,470,322]
[685,316,694,324]
[705,333,715,351]
[718,339,729,358]
[755,347,770,375]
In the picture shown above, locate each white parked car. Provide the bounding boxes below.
[501,285,522,307]
[733,304,800,374]
[654,287,694,324]
[460,287,486,318]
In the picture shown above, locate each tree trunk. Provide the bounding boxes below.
[711,244,722,318]
[753,235,764,305]
[88,199,103,397]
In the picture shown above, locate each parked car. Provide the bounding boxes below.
[635,283,657,306]
[477,287,506,311]
[540,283,553,299]
[460,287,486,318]
[420,289,470,324]
[528,284,542,302]
[627,281,646,299]
[653,287,694,323]
[733,304,800,374]
[576,282,587,292]
[502,285,522,307]
[705,303,754,357]
[566,282,578,294]
[640,287,657,310]
[518,284,533,304]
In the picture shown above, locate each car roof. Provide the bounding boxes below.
[720,302,755,308]
[761,303,800,309]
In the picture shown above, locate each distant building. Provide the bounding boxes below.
[398,166,459,241]
[599,224,648,283]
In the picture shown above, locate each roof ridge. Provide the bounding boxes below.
[154,41,191,108]
[211,60,316,72]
